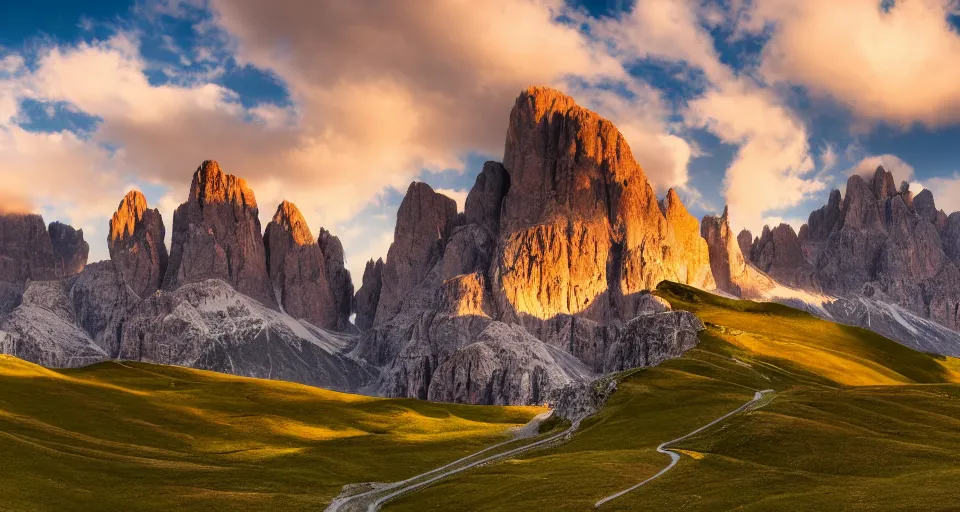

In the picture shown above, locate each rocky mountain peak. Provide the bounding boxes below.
[870,166,898,201]
[189,160,257,209]
[269,200,314,246]
[109,191,148,243]
[263,201,347,330]
[375,182,458,323]
[353,258,384,331]
[737,229,753,262]
[317,227,354,331]
[496,86,713,323]
[464,161,509,236]
[48,221,88,278]
[163,161,271,305]
[0,213,58,314]
[108,190,168,299]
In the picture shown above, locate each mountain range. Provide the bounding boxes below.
[3,86,959,405]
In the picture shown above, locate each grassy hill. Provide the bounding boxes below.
[386,283,960,511]
[0,357,542,511]
[5,282,960,511]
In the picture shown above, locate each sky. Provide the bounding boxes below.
[4,0,960,285]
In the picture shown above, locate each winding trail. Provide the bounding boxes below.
[594,389,774,508]
[325,411,577,512]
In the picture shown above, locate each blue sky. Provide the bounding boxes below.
[3,0,960,284]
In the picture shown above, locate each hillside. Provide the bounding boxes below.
[384,283,960,511]
[0,356,542,512]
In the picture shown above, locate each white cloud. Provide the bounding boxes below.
[821,144,837,172]
[589,0,823,233]
[922,173,960,214]
[3,0,708,278]
[434,188,469,213]
[749,0,960,127]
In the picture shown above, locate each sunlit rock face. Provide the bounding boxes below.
[495,86,715,323]
[164,160,273,305]
[108,191,168,299]
[353,87,708,405]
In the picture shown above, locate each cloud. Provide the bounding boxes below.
[686,81,822,233]
[1,0,639,273]
[749,0,960,127]
[820,144,837,172]
[589,0,823,233]
[922,173,960,214]
[434,188,468,213]
[847,154,916,188]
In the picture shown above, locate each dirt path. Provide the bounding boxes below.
[325,410,572,512]
[594,389,775,508]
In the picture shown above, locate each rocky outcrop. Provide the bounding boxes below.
[48,222,88,277]
[108,191,168,299]
[318,228,354,331]
[737,230,753,262]
[68,261,135,358]
[0,280,106,368]
[264,201,339,329]
[353,88,709,404]
[427,321,594,405]
[164,160,272,305]
[353,258,383,331]
[375,182,458,323]
[701,208,774,298]
[603,310,703,372]
[117,278,373,391]
[0,213,58,314]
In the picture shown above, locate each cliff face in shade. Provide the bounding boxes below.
[353,258,383,331]
[48,222,88,277]
[164,160,272,305]
[0,213,58,314]
[318,228,354,331]
[374,182,458,323]
[108,191,168,299]
[464,161,510,236]
[749,223,817,289]
[701,208,774,298]
[264,200,339,329]
[495,86,714,325]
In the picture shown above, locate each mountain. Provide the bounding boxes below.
[732,167,960,355]
[8,85,960,405]
[351,87,710,404]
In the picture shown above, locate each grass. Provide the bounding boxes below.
[385,283,960,511]
[6,281,960,511]
[0,357,543,512]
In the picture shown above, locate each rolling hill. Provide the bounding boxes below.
[4,282,960,511]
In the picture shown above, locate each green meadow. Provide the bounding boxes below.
[0,357,542,511]
[5,282,960,511]
[387,283,960,511]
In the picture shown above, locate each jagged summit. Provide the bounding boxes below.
[189,160,258,209]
